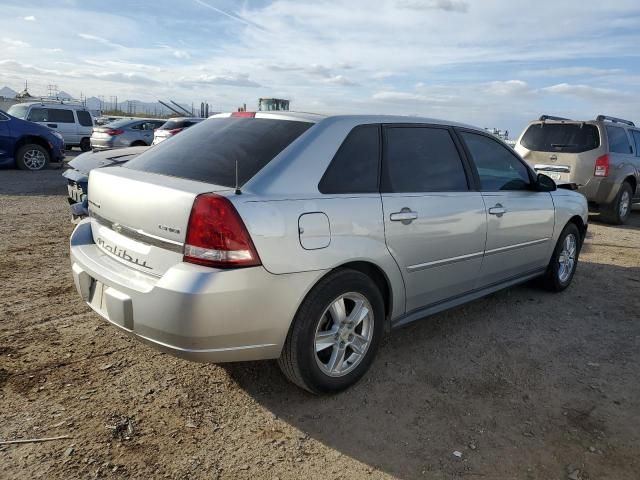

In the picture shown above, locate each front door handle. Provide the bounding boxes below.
[47,123,58,128]
[390,208,418,224]
[488,203,507,217]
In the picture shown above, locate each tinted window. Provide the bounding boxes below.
[631,130,640,157]
[48,109,75,123]
[77,110,93,127]
[319,125,379,194]
[160,119,197,130]
[27,108,48,122]
[461,131,531,191]
[126,118,312,187]
[520,123,600,153]
[606,126,632,154]
[382,127,468,193]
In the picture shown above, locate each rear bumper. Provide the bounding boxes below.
[90,136,130,149]
[69,220,324,363]
[579,178,620,206]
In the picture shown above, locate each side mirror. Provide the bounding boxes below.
[535,173,557,192]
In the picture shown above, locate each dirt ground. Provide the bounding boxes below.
[1,168,639,480]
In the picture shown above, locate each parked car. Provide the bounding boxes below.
[63,146,148,221]
[0,108,65,170]
[516,114,640,224]
[70,112,588,394]
[7,101,94,151]
[152,117,204,145]
[90,118,165,150]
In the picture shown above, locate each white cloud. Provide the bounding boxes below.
[2,37,30,48]
[181,73,261,88]
[396,0,469,13]
[521,66,624,77]
[77,33,124,49]
[324,75,357,86]
[23,15,36,21]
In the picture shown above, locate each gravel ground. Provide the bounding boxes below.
[1,169,639,480]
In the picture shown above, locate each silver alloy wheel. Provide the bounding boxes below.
[314,292,374,377]
[619,190,631,219]
[23,148,46,170]
[557,233,577,283]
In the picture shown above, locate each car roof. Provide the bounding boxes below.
[210,111,480,130]
[15,101,89,111]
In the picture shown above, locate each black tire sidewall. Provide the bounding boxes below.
[290,270,385,394]
[546,223,581,291]
[16,144,50,171]
[80,138,91,152]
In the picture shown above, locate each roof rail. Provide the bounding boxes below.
[539,115,573,122]
[596,115,635,127]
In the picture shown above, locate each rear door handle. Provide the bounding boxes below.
[488,203,507,217]
[390,209,418,224]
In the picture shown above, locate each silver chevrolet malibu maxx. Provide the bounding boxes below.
[70,112,588,393]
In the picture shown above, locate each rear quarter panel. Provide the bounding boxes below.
[233,195,406,320]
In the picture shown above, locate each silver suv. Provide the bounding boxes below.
[7,101,94,151]
[70,113,588,393]
[516,115,640,224]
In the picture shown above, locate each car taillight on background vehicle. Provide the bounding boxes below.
[231,111,256,118]
[168,127,184,135]
[594,154,609,177]
[105,128,124,136]
[183,193,261,268]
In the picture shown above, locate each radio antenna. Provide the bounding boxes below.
[234,159,242,195]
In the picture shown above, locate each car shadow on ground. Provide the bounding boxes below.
[227,260,640,479]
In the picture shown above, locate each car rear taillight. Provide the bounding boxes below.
[594,154,609,177]
[105,128,124,136]
[168,127,184,135]
[183,193,261,268]
[231,111,256,118]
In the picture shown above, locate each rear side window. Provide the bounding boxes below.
[27,108,48,122]
[126,118,312,187]
[606,126,632,154]
[48,109,75,123]
[520,123,600,153]
[319,125,379,194]
[382,126,468,193]
[461,131,531,191]
[77,110,93,127]
[631,130,640,157]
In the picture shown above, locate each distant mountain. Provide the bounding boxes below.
[56,90,73,100]
[0,86,17,98]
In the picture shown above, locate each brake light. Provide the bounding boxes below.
[105,128,124,136]
[183,193,261,268]
[594,154,609,177]
[168,127,184,135]
[231,111,256,118]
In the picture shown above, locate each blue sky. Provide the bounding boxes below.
[1,0,639,135]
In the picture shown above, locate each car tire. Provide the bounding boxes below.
[601,182,633,225]
[80,138,91,152]
[16,144,50,171]
[278,269,385,394]
[539,223,581,292]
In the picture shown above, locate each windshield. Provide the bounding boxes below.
[521,123,600,153]
[126,117,313,187]
[7,104,29,119]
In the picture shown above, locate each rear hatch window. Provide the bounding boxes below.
[125,117,313,187]
[521,123,600,153]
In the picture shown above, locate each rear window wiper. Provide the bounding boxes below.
[550,143,578,148]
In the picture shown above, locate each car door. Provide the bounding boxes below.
[0,111,11,161]
[631,130,640,201]
[457,129,555,287]
[381,125,487,313]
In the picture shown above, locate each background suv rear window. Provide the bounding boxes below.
[126,118,312,187]
[520,123,600,153]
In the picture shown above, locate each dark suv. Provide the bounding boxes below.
[0,108,65,170]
